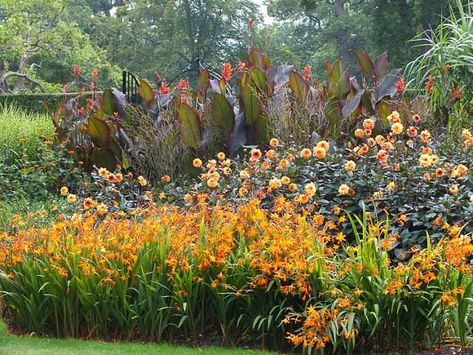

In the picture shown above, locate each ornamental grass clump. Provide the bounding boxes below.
[0,197,472,353]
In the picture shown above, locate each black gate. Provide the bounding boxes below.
[122,70,140,103]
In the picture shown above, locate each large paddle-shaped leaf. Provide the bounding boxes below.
[90,147,116,171]
[138,79,155,106]
[250,68,270,96]
[289,71,310,103]
[211,93,235,136]
[87,116,111,147]
[177,104,201,150]
[376,68,403,103]
[352,49,374,77]
[99,88,114,116]
[327,59,350,99]
[374,52,389,81]
[342,89,365,118]
[197,69,210,93]
[325,97,343,138]
[240,86,260,125]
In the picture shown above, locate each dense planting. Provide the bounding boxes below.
[1,197,472,353]
[1,4,473,352]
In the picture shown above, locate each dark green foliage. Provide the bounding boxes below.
[0,92,97,113]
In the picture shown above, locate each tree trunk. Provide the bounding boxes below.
[334,0,354,68]
[14,55,28,92]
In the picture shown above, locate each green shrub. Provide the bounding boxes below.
[0,139,87,203]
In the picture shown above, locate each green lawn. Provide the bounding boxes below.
[0,320,276,355]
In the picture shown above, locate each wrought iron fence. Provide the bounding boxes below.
[122,70,139,103]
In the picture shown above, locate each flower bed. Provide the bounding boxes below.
[1,199,472,353]
[161,114,472,250]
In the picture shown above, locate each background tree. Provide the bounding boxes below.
[73,0,261,84]
[0,0,120,93]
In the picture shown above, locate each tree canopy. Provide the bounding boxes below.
[0,0,467,92]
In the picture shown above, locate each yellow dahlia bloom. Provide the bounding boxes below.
[338,184,350,196]
[391,122,404,135]
[344,160,356,172]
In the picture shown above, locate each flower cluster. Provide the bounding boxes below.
[0,200,471,352]
[163,111,472,248]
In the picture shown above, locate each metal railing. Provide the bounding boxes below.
[122,70,140,103]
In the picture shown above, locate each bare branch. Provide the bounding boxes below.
[0,72,45,93]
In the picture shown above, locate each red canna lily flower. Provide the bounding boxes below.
[92,68,99,81]
[158,83,170,95]
[73,64,81,81]
[395,77,406,93]
[302,66,312,80]
[222,63,232,83]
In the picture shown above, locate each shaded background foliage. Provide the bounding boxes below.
[1,0,469,91]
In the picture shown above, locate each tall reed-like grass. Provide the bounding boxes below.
[0,104,53,162]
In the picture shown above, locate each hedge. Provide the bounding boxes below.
[0,92,100,113]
